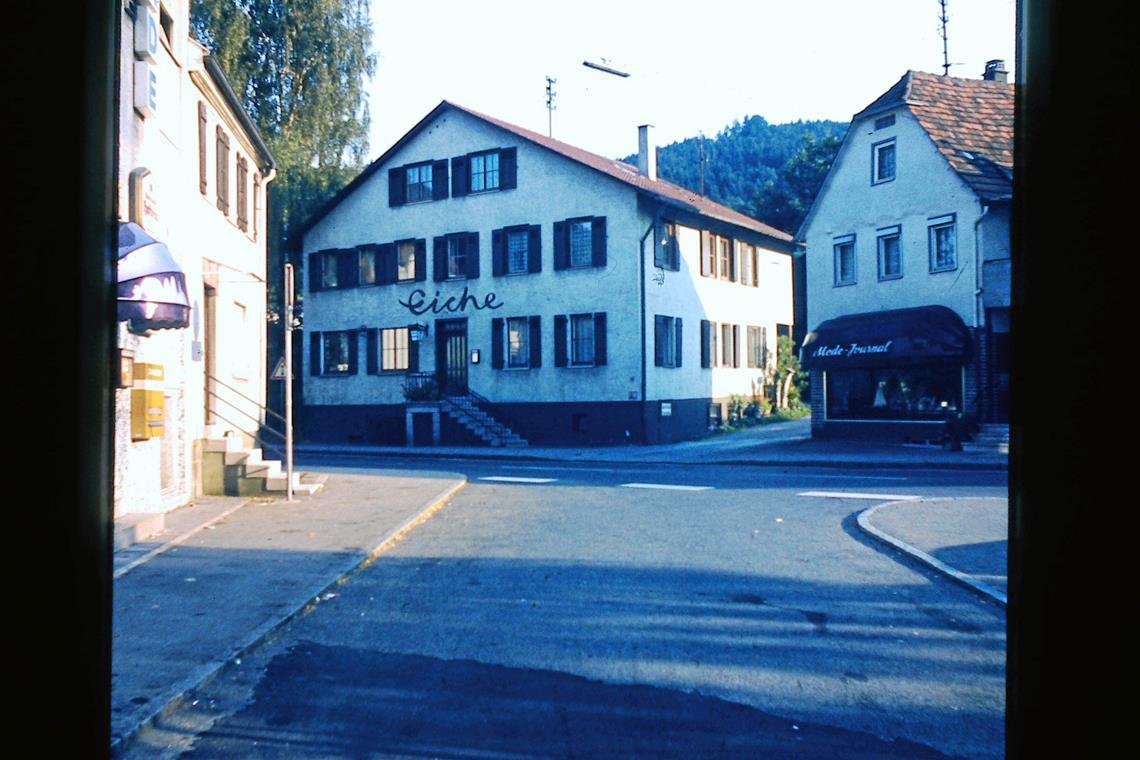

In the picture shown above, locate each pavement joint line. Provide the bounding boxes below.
[110,476,468,757]
[798,491,923,500]
[113,499,252,580]
[857,499,1008,607]
[619,483,714,491]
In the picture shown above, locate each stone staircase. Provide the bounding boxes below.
[201,429,324,496]
[963,423,1009,454]
[439,395,528,447]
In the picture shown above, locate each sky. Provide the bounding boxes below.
[367,0,1017,161]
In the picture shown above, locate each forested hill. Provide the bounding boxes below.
[622,115,848,235]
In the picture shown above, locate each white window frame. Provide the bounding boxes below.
[833,234,856,286]
[872,138,896,184]
[569,313,595,367]
[469,151,500,193]
[359,247,377,286]
[569,220,593,268]
[877,225,903,280]
[447,236,466,279]
[506,229,529,275]
[506,316,530,369]
[928,214,958,272]
[405,162,433,203]
[380,327,409,372]
[321,251,339,289]
[397,240,416,281]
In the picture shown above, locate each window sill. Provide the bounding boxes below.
[878,273,904,281]
[320,372,353,378]
[833,280,857,287]
[929,265,958,274]
[467,187,501,195]
[566,363,597,369]
[872,177,896,185]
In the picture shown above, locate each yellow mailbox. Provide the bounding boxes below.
[130,362,165,440]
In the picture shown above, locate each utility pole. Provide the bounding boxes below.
[545,76,557,137]
[939,0,951,75]
[283,262,295,502]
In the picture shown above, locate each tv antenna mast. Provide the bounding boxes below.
[939,0,951,75]
[545,76,557,137]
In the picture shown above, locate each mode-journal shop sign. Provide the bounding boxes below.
[810,340,894,359]
[397,286,503,316]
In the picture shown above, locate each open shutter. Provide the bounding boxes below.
[197,102,207,195]
[728,239,737,282]
[465,232,480,279]
[433,237,447,282]
[491,318,504,369]
[700,320,711,368]
[492,229,505,276]
[554,315,567,367]
[432,159,449,200]
[675,318,683,368]
[413,239,427,282]
[379,243,397,285]
[500,147,517,189]
[529,316,542,368]
[309,331,321,375]
[732,324,741,367]
[592,217,607,267]
[528,225,542,273]
[654,315,665,367]
[388,167,406,206]
[347,330,359,374]
[700,231,712,276]
[366,328,378,374]
[451,155,468,196]
[594,312,607,366]
[337,249,358,289]
[308,252,322,292]
[553,221,569,270]
[710,321,718,367]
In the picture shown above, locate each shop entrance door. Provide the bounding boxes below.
[435,318,468,396]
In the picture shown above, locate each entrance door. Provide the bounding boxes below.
[435,319,468,396]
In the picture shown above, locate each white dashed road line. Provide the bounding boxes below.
[478,476,558,484]
[798,490,922,500]
[620,483,714,491]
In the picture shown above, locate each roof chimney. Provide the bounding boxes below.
[637,124,657,181]
[982,59,1008,82]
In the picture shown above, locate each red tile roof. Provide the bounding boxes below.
[444,101,793,242]
[855,71,1014,200]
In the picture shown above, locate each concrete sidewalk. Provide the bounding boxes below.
[111,468,467,755]
[296,417,1009,470]
[858,496,1008,605]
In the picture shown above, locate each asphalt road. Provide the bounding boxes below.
[133,458,1007,759]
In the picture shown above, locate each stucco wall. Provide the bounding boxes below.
[303,109,643,406]
[803,108,983,331]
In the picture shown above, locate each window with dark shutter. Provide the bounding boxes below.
[554,315,568,367]
[491,229,505,277]
[553,221,569,270]
[465,232,480,279]
[654,315,666,367]
[215,127,230,214]
[593,312,607,366]
[198,102,207,195]
[433,237,447,282]
[414,239,427,282]
[451,155,469,196]
[236,155,248,231]
[500,147,517,189]
[529,316,542,368]
[528,225,542,273]
[389,167,407,206]
[432,159,449,200]
[336,249,358,289]
[308,252,322,292]
[252,174,260,241]
[309,331,321,375]
[491,317,504,369]
[366,328,379,374]
[700,320,711,368]
[675,318,683,368]
[591,217,607,267]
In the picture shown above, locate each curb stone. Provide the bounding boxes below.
[856,499,1007,606]
[111,477,468,756]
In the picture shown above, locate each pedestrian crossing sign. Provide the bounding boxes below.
[270,357,287,380]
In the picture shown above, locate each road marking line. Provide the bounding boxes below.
[620,483,713,491]
[506,465,624,473]
[798,491,922,500]
[478,476,558,483]
[797,474,908,481]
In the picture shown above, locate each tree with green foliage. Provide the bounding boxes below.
[752,131,843,236]
[190,0,376,288]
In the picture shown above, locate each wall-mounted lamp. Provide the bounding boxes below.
[470,349,481,365]
[408,323,428,342]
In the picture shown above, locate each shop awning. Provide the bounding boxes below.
[800,305,972,369]
[117,221,190,332]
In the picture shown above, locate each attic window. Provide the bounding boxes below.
[159,3,174,48]
[874,114,896,130]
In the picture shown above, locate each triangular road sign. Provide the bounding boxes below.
[270,356,287,380]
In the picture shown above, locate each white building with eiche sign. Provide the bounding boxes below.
[116,0,276,516]
[798,64,1013,440]
[296,101,796,446]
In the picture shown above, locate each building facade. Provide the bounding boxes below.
[798,63,1013,440]
[115,0,276,515]
[297,102,795,446]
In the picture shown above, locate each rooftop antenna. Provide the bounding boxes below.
[698,132,706,195]
[582,58,630,78]
[939,0,951,75]
[545,76,557,137]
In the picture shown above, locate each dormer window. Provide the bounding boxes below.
[872,138,896,184]
[874,114,896,130]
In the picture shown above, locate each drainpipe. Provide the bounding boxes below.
[973,202,990,422]
[639,203,666,443]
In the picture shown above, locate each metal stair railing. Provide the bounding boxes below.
[206,373,288,463]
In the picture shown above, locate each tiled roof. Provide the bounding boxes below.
[855,70,1014,201]
[444,101,793,241]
